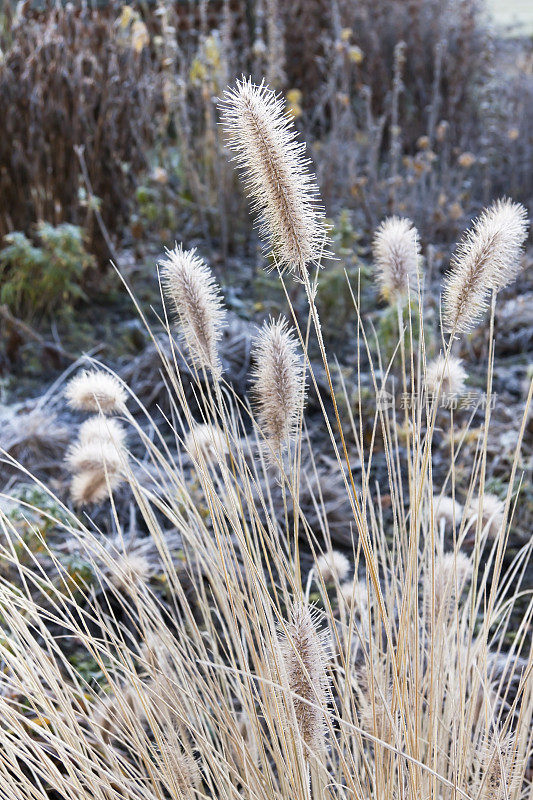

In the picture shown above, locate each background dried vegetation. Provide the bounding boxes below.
[0,0,531,281]
[0,2,161,257]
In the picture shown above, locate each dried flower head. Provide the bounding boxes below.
[372,216,420,302]
[66,440,125,475]
[184,423,228,465]
[425,355,467,398]
[109,553,152,591]
[67,411,128,506]
[251,317,305,455]
[484,199,529,289]
[140,633,175,676]
[432,495,463,529]
[426,551,472,619]
[157,742,201,796]
[220,77,327,276]
[478,736,521,800]
[316,550,351,584]
[2,409,68,466]
[443,198,529,334]
[65,370,127,414]
[464,493,505,539]
[160,245,226,379]
[357,674,395,740]
[339,578,369,613]
[70,469,124,506]
[458,152,476,168]
[91,685,142,746]
[278,602,330,754]
[234,710,259,765]
[79,416,127,448]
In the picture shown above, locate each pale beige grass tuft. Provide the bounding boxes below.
[251,316,305,455]
[65,369,127,414]
[220,77,328,276]
[160,244,226,379]
[372,216,420,302]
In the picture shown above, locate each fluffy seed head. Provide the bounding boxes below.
[464,493,505,539]
[358,675,395,740]
[65,370,127,414]
[70,469,124,506]
[66,440,125,475]
[443,198,529,334]
[478,736,521,800]
[251,317,305,455]
[372,216,420,302]
[220,77,328,275]
[278,602,330,754]
[484,199,529,289]
[432,495,463,529]
[339,578,369,613]
[157,743,201,796]
[426,551,473,619]
[68,413,127,506]
[79,416,127,448]
[184,423,228,465]
[91,685,142,746]
[109,553,152,591]
[316,550,351,584]
[160,245,226,379]
[425,355,468,398]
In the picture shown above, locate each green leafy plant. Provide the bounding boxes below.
[0,222,95,319]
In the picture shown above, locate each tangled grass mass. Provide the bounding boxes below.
[0,57,532,800]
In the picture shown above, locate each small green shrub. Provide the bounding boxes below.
[0,222,95,319]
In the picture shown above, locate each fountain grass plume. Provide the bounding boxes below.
[372,216,421,302]
[220,77,328,277]
[443,198,528,334]
[160,244,226,380]
[278,602,330,754]
[425,354,467,398]
[65,370,127,415]
[250,316,305,456]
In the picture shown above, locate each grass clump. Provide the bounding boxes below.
[0,77,531,800]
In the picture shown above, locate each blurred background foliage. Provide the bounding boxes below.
[0,222,95,319]
[0,0,531,323]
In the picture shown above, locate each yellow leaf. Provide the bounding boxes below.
[286,88,302,105]
[348,46,364,64]
[204,35,221,68]
[189,58,208,85]
[119,5,134,29]
[32,716,51,727]
[131,20,149,53]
